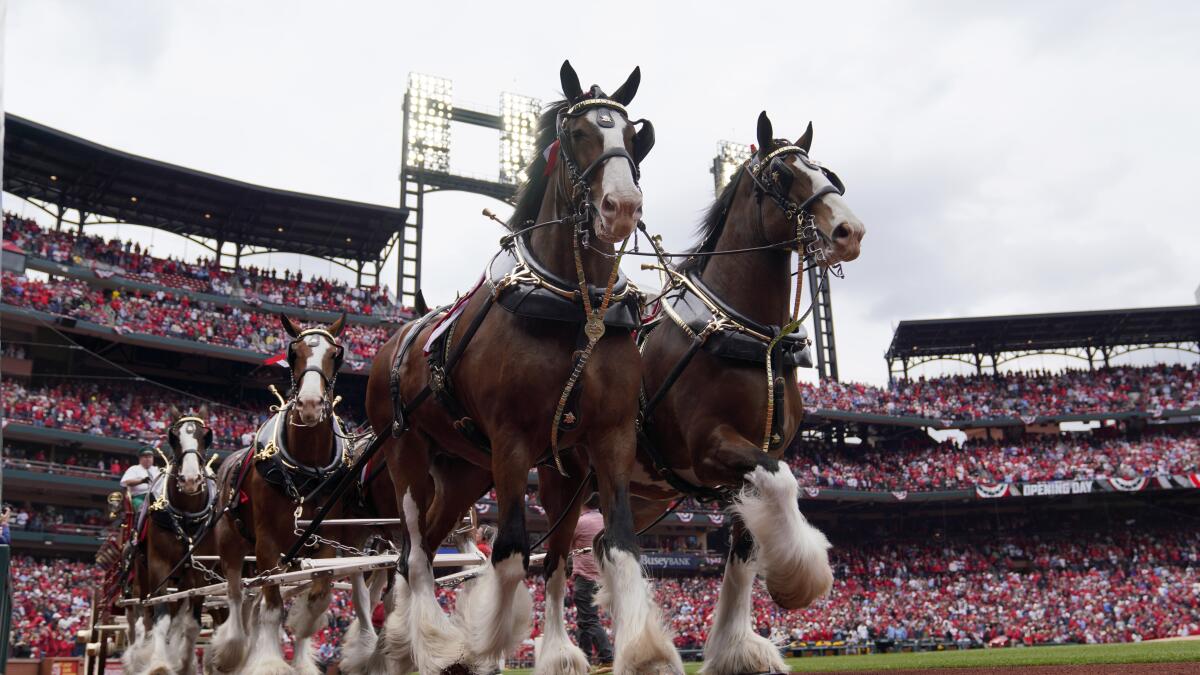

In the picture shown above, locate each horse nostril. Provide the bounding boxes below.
[601,195,618,216]
[832,224,851,241]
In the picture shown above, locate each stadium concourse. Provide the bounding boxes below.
[2,118,1200,670]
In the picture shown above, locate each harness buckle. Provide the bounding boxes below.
[429,365,447,393]
[149,495,168,512]
[254,441,279,462]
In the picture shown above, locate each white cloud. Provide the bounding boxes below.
[6,0,1198,384]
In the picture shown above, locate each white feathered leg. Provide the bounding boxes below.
[241,596,293,675]
[733,464,832,609]
[454,553,533,667]
[286,582,331,675]
[208,576,246,673]
[340,571,386,675]
[700,554,787,674]
[121,610,152,672]
[141,610,173,675]
[400,490,467,673]
[171,607,202,675]
[597,547,683,675]
[380,577,415,673]
[533,565,589,675]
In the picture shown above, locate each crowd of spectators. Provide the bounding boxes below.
[2,378,268,451]
[652,529,1200,651]
[794,426,1200,491]
[4,213,410,319]
[3,444,128,480]
[799,364,1200,421]
[1,502,108,536]
[14,528,1198,660]
[8,557,96,658]
[2,272,391,368]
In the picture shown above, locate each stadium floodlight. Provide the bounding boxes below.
[499,92,542,185]
[405,73,453,172]
[712,140,752,196]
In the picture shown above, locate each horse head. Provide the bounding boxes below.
[554,60,654,244]
[280,313,345,427]
[166,405,214,496]
[748,111,865,266]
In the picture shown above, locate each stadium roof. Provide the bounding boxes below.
[886,305,1200,363]
[3,114,406,263]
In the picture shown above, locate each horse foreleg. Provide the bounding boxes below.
[243,534,292,675]
[699,516,787,675]
[210,523,248,673]
[451,454,530,671]
[393,434,467,673]
[533,464,591,675]
[142,542,192,675]
[591,429,684,675]
[718,436,831,610]
[287,570,332,675]
[341,569,390,675]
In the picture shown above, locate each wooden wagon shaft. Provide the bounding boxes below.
[294,517,407,527]
[121,550,489,607]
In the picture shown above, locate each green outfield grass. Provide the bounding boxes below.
[503,639,1200,673]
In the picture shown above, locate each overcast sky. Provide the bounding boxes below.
[4,1,1198,384]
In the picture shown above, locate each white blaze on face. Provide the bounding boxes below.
[589,108,638,201]
[299,334,332,408]
[786,155,858,237]
[178,421,203,488]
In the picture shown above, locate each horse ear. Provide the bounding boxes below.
[560,60,583,101]
[168,405,181,420]
[756,111,773,156]
[197,404,209,419]
[329,313,346,338]
[611,66,641,106]
[795,121,813,153]
[280,313,302,338]
[632,119,655,164]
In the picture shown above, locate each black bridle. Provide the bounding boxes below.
[552,89,654,236]
[165,415,213,495]
[745,143,847,275]
[285,328,344,426]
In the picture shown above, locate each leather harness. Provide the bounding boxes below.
[388,219,643,457]
[225,410,353,543]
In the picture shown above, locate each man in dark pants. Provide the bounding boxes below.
[571,494,613,666]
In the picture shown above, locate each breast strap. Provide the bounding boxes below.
[250,411,350,503]
[487,236,641,330]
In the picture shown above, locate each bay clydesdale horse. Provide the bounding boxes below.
[363,61,681,675]
[122,410,221,675]
[543,112,864,675]
[210,314,355,675]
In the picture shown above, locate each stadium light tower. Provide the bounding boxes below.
[405,74,453,172]
[711,140,751,195]
[499,93,542,185]
[399,74,538,308]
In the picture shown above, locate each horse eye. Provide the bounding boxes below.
[775,167,794,190]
